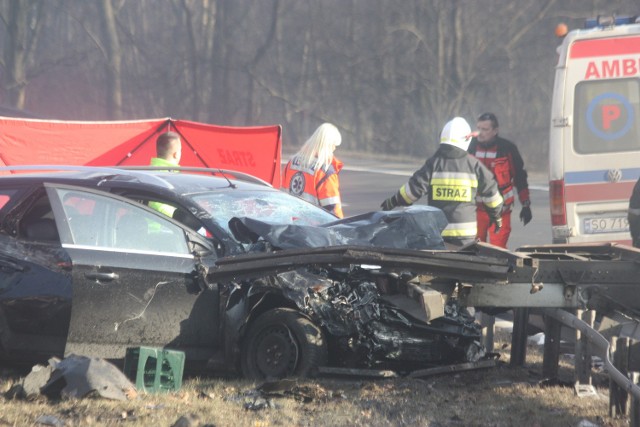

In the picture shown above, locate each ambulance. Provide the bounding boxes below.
[549,15,640,245]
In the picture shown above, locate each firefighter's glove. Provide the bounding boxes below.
[381,192,405,211]
[490,216,503,234]
[520,204,532,226]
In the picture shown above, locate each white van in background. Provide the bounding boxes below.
[549,15,640,245]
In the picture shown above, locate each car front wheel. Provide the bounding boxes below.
[241,308,327,379]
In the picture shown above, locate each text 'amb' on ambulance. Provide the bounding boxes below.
[549,15,640,245]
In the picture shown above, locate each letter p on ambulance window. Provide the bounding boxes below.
[574,78,640,154]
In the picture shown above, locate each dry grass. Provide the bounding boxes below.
[0,334,630,427]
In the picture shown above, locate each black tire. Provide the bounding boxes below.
[241,308,327,379]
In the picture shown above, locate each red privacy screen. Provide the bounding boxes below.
[0,117,282,186]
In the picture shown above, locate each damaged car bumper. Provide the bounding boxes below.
[211,245,510,377]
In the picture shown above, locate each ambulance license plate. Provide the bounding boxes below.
[583,216,629,234]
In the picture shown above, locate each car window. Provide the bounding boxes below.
[0,189,17,210]
[18,191,59,242]
[191,190,336,234]
[115,192,211,238]
[55,188,189,254]
[574,78,640,154]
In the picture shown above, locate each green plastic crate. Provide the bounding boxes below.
[123,347,185,393]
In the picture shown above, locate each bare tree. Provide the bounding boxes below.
[0,0,43,110]
[1,0,638,171]
[98,0,122,119]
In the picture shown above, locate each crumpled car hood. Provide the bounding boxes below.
[228,205,447,251]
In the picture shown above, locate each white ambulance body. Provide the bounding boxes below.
[549,15,640,245]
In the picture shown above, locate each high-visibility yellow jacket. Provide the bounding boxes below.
[148,157,178,217]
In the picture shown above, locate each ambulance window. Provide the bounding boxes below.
[574,78,640,154]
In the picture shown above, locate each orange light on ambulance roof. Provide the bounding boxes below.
[555,23,569,38]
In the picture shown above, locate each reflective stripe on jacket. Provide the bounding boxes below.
[283,155,344,218]
[398,144,503,240]
[468,136,530,209]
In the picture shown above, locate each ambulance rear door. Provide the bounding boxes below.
[551,26,640,244]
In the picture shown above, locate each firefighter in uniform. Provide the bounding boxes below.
[283,123,344,218]
[628,177,640,248]
[468,112,532,248]
[380,117,504,247]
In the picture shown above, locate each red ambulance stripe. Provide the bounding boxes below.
[569,35,640,58]
[565,181,634,203]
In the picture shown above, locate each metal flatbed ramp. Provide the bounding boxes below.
[464,242,640,422]
[460,242,640,312]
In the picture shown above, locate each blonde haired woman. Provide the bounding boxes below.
[283,123,344,218]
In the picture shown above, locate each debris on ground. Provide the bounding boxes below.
[5,354,136,401]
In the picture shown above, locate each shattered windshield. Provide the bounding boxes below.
[192,189,336,234]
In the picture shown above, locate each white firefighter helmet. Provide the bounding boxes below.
[440,117,472,151]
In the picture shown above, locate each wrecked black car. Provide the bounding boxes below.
[0,166,501,378]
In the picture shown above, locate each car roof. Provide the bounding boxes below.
[0,165,275,195]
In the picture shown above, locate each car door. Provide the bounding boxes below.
[0,186,72,362]
[44,184,220,362]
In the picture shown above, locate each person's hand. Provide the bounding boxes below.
[381,191,411,211]
[490,216,503,233]
[520,205,532,226]
[381,194,399,211]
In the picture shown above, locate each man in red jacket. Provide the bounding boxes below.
[468,112,532,248]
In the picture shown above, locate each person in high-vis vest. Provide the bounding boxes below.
[149,131,182,217]
[283,123,344,218]
[380,117,503,247]
[468,112,531,248]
